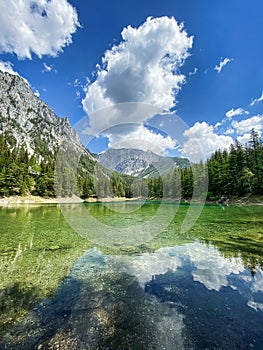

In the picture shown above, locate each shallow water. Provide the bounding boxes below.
[0,202,263,349]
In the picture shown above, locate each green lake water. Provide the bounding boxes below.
[0,202,263,349]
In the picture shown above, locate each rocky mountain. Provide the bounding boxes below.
[0,70,190,201]
[0,71,111,198]
[97,148,190,178]
[0,71,93,160]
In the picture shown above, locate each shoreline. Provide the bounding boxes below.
[0,195,263,206]
[0,195,141,206]
[0,195,83,206]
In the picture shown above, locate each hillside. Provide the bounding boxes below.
[0,71,91,158]
[0,71,98,198]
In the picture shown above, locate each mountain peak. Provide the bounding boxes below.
[97,148,190,177]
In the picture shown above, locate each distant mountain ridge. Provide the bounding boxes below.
[97,148,190,178]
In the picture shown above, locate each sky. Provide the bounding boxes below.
[0,0,263,161]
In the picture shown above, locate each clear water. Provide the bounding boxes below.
[0,202,263,349]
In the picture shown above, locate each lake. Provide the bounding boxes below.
[0,202,263,349]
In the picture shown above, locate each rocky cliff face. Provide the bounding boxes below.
[97,148,190,177]
[0,71,91,159]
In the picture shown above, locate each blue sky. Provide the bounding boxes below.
[0,0,262,161]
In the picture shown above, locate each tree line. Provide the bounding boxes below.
[0,129,262,200]
[146,129,263,200]
[206,129,263,199]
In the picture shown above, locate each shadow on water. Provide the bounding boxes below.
[0,276,81,349]
[0,249,188,350]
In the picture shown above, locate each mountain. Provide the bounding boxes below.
[97,148,190,178]
[0,70,189,200]
[0,71,101,198]
[0,71,91,159]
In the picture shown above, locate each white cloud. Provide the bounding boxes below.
[232,115,263,135]
[0,61,18,75]
[42,62,56,73]
[81,17,192,155]
[0,60,31,85]
[237,133,251,144]
[82,103,163,137]
[214,122,222,128]
[82,16,193,116]
[214,57,232,73]
[73,78,83,87]
[225,128,235,135]
[0,0,80,59]
[251,91,263,106]
[183,121,234,161]
[226,107,249,118]
[189,67,198,76]
[108,124,177,155]
[43,63,52,72]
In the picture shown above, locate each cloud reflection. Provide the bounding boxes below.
[117,241,263,300]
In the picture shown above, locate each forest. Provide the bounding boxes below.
[0,129,262,201]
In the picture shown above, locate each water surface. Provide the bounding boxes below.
[0,202,262,349]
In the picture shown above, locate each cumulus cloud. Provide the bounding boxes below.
[82,16,193,116]
[214,57,232,73]
[82,103,162,136]
[183,122,234,161]
[225,128,235,135]
[250,91,263,106]
[79,105,176,155]
[0,0,80,59]
[108,124,177,155]
[232,115,263,135]
[81,16,192,154]
[237,133,251,144]
[226,107,249,118]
